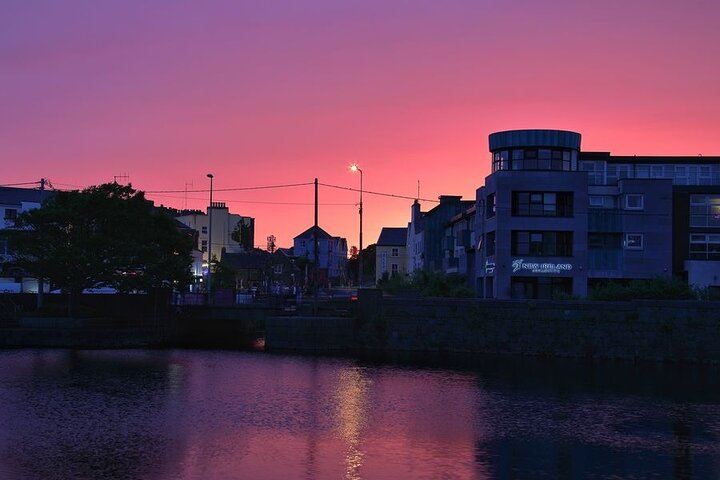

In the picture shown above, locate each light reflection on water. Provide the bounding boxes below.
[0,349,719,479]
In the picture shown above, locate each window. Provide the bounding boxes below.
[509,149,573,171]
[201,240,208,252]
[391,264,399,275]
[624,234,644,249]
[274,264,283,274]
[511,277,572,300]
[391,248,399,257]
[300,240,306,248]
[201,226,208,234]
[589,196,605,207]
[512,192,573,217]
[689,234,720,260]
[3,209,17,220]
[511,231,573,256]
[492,151,509,172]
[485,193,496,218]
[625,194,644,210]
[588,233,622,249]
[690,195,720,228]
[580,161,605,185]
[486,231,496,256]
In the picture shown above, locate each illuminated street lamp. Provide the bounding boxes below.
[350,164,363,287]
[207,173,214,304]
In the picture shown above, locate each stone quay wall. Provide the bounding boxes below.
[267,292,720,363]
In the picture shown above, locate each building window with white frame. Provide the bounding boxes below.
[391,263,399,276]
[274,264,283,274]
[624,234,644,249]
[625,194,644,210]
[690,195,720,228]
[391,247,399,257]
[689,234,720,260]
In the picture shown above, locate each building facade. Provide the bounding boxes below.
[474,129,720,299]
[0,186,54,292]
[442,205,476,287]
[375,227,408,283]
[293,226,348,286]
[406,196,474,275]
[176,203,255,268]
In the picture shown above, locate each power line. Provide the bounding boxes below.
[147,192,355,206]
[320,182,440,203]
[145,182,314,194]
[0,181,41,187]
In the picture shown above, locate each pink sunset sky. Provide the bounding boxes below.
[2,0,720,249]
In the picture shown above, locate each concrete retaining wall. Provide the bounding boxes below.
[266,295,720,363]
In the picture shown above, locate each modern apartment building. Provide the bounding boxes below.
[406,196,474,275]
[473,129,720,299]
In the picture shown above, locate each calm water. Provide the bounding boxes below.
[1,350,720,479]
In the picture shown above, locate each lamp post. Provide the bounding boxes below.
[350,164,363,287]
[206,173,214,304]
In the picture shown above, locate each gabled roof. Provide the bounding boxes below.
[377,227,408,246]
[221,249,270,270]
[0,187,54,207]
[275,247,295,257]
[294,226,333,240]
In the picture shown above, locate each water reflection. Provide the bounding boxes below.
[335,367,369,479]
[0,350,720,479]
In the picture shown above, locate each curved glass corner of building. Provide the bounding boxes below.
[488,129,582,173]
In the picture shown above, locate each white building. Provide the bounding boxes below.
[0,186,54,292]
[176,202,255,267]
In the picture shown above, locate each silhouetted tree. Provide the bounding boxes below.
[10,183,193,306]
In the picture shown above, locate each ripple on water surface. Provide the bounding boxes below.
[1,350,720,479]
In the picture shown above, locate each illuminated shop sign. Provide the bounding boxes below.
[484,260,496,274]
[512,259,573,274]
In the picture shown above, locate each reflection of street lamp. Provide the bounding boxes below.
[350,164,363,287]
[207,173,214,303]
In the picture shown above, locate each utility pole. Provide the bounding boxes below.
[37,178,46,309]
[206,174,214,305]
[313,178,319,313]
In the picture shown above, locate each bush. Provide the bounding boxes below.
[694,286,720,301]
[589,277,695,301]
[378,270,475,298]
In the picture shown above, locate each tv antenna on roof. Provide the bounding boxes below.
[184,181,193,210]
[113,173,130,185]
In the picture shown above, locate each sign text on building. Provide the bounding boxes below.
[512,259,573,274]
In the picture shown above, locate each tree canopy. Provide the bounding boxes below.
[11,183,193,294]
